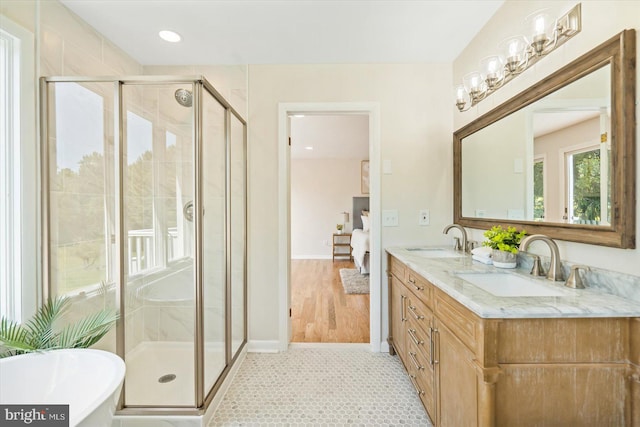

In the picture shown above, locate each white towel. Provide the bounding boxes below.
[471,246,493,257]
[472,254,493,265]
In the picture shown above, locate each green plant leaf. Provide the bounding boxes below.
[0,296,118,358]
[0,318,37,356]
[24,297,71,350]
[56,309,118,349]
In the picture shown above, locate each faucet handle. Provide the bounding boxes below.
[565,265,590,289]
[466,240,478,252]
[452,237,462,251]
[529,254,545,277]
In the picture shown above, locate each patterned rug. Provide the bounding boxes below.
[339,268,370,294]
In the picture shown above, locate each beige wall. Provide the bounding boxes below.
[248,63,453,343]
[453,0,640,276]
[462,108,527,219]
[291,158,362,258]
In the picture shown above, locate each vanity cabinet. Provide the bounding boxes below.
[387,253,640,427]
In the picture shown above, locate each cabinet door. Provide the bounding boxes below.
[435,323,478,427]
[390,276,407,361]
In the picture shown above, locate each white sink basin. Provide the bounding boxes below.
[0,349,125,427]
[406,248,465,258]
[456,273,565,297]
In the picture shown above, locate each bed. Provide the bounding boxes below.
[350,197,370,274]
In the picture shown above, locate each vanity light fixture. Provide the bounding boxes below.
[159,30,182,43]
[455,3,581,112]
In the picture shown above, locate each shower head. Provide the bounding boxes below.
[174,88,193,107]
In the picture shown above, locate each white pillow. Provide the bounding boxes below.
[361,215,370,232]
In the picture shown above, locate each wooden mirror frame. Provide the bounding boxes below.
[453,29,636,248]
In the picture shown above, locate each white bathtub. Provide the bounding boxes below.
[0,349,125,427]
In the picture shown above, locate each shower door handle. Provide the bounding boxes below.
[183,200,194,222]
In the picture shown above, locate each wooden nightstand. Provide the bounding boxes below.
[332,233,352,261]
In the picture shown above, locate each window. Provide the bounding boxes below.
[0,17,35,322]
[565,146,603,224]
[533,157,545,221]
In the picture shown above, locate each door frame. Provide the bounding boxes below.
[277,102,381,352]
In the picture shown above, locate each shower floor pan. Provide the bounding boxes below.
[124,341,225,407]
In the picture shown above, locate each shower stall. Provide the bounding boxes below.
[40,76,247,418]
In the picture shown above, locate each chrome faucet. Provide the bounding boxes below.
[519,234,563,281]
[443,224,468,253]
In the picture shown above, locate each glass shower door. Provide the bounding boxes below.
[121,83,195,407]
[230,114,246,357]
[201,88,227,395]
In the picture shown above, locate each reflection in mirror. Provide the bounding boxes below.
[461,65,611,226]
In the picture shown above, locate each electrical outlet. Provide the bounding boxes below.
[419,209,430,226]
[382,210,399,227]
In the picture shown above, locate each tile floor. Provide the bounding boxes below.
[209,348,432,426]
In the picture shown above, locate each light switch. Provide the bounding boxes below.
[383,160,393,175]
[382,209,399,226]
[419,209,430,226]
[514,158,523,174]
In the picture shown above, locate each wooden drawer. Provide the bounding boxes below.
[406,339,436,423]
[405,292,433,339]
[406,318,431,362]
[389,256,406,283]
[434,289,479,354]
[407,269,433,309]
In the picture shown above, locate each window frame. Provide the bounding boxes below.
[0,15,37,322]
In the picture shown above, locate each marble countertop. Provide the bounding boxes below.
[386,246,640,319]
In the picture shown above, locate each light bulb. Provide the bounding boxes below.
[535,15,546,35]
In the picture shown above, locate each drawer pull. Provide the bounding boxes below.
[408,328,424,346]
[408,277,416,284]
[429,327,435,365]
[409,374,425,396]
[409,351,424,371]
[408,305,425,320]
[401,295,407,322]
[433,328,439,365]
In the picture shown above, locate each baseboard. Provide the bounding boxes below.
[247,340,281,353]
[290,255,333,260]
[289,342,372,350]
[380,341,390,353]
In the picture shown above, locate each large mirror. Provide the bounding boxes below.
[454,30,636,248]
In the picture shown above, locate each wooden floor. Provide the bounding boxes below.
[291,259,370,343]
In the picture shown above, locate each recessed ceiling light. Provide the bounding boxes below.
[159,30,181,43]
[305,146,314,150]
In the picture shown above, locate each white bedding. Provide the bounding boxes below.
[351,229,370,273]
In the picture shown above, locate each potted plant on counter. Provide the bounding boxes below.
[482,225,527,268]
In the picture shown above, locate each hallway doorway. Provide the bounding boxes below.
[278,102,381,351]
[289,113,370,343]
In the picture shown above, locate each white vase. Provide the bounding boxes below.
[492,249,517,268]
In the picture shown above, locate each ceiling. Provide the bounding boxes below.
[59,0,504,65]
[533,110,601,138]
[290,114,369,159]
